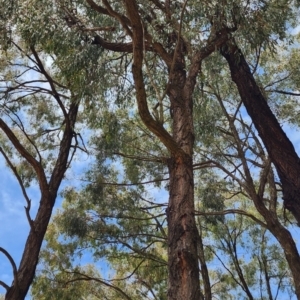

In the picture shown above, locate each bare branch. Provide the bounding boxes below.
[0,247,18,287]
[0,147,34,228]
[30,46,68,119]
[82,26,115,32]
[63,270,133,300]
[0,280,9,291]
[0,118,48,189]
[4,108,43,163]
[195,209,267,228]
[267,89,300,96]
[258,159,271,198]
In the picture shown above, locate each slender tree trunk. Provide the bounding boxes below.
[220,42,300,225]
[5,193,57,300]
[198,226,211,300]
[4,102,78,300]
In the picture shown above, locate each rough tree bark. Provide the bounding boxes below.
[166,62,200,299]
[220,41,300,225]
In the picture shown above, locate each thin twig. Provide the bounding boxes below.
[195,209,267,228]
[0,147,34,228]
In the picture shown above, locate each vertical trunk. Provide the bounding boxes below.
[166,66,201,300]
[124,2,201,297]
[167,154,200,300]
[220,43,300,225]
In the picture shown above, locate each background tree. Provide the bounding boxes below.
[0,33,101,299]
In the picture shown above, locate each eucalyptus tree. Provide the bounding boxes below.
[217,1,300,225]
[221,42,300,225]
[45,1,298,299]
[1,0,300,299]
[32,45,300,300]
[0,28,104,300]
[31,75,298,299]
[0,44,78,300]
[194,47,300,298]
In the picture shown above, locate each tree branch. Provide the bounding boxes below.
[63,270,133,300]
[0,147,34,228]
[184,26,236,100]
[195,209,267,228]
[267,89,300,96]
[123,0,182,156]
[0,280,9,291]
[102,0,132,36]
[0,118,48,190]
[30,46,68,119]
[0,247,18,288]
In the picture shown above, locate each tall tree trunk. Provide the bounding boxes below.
[165,47,201,298]
[220,42,300,225]
[5,193,57,300]
[198,226,211,300]
[124,1,201,298]
[167,94,200,298]
[167,154,200,300]
[157,60,203,299]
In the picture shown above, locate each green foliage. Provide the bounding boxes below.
[1,0,300,299]
[32,159,168,299]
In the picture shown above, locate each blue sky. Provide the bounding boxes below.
[0,151,91,297]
